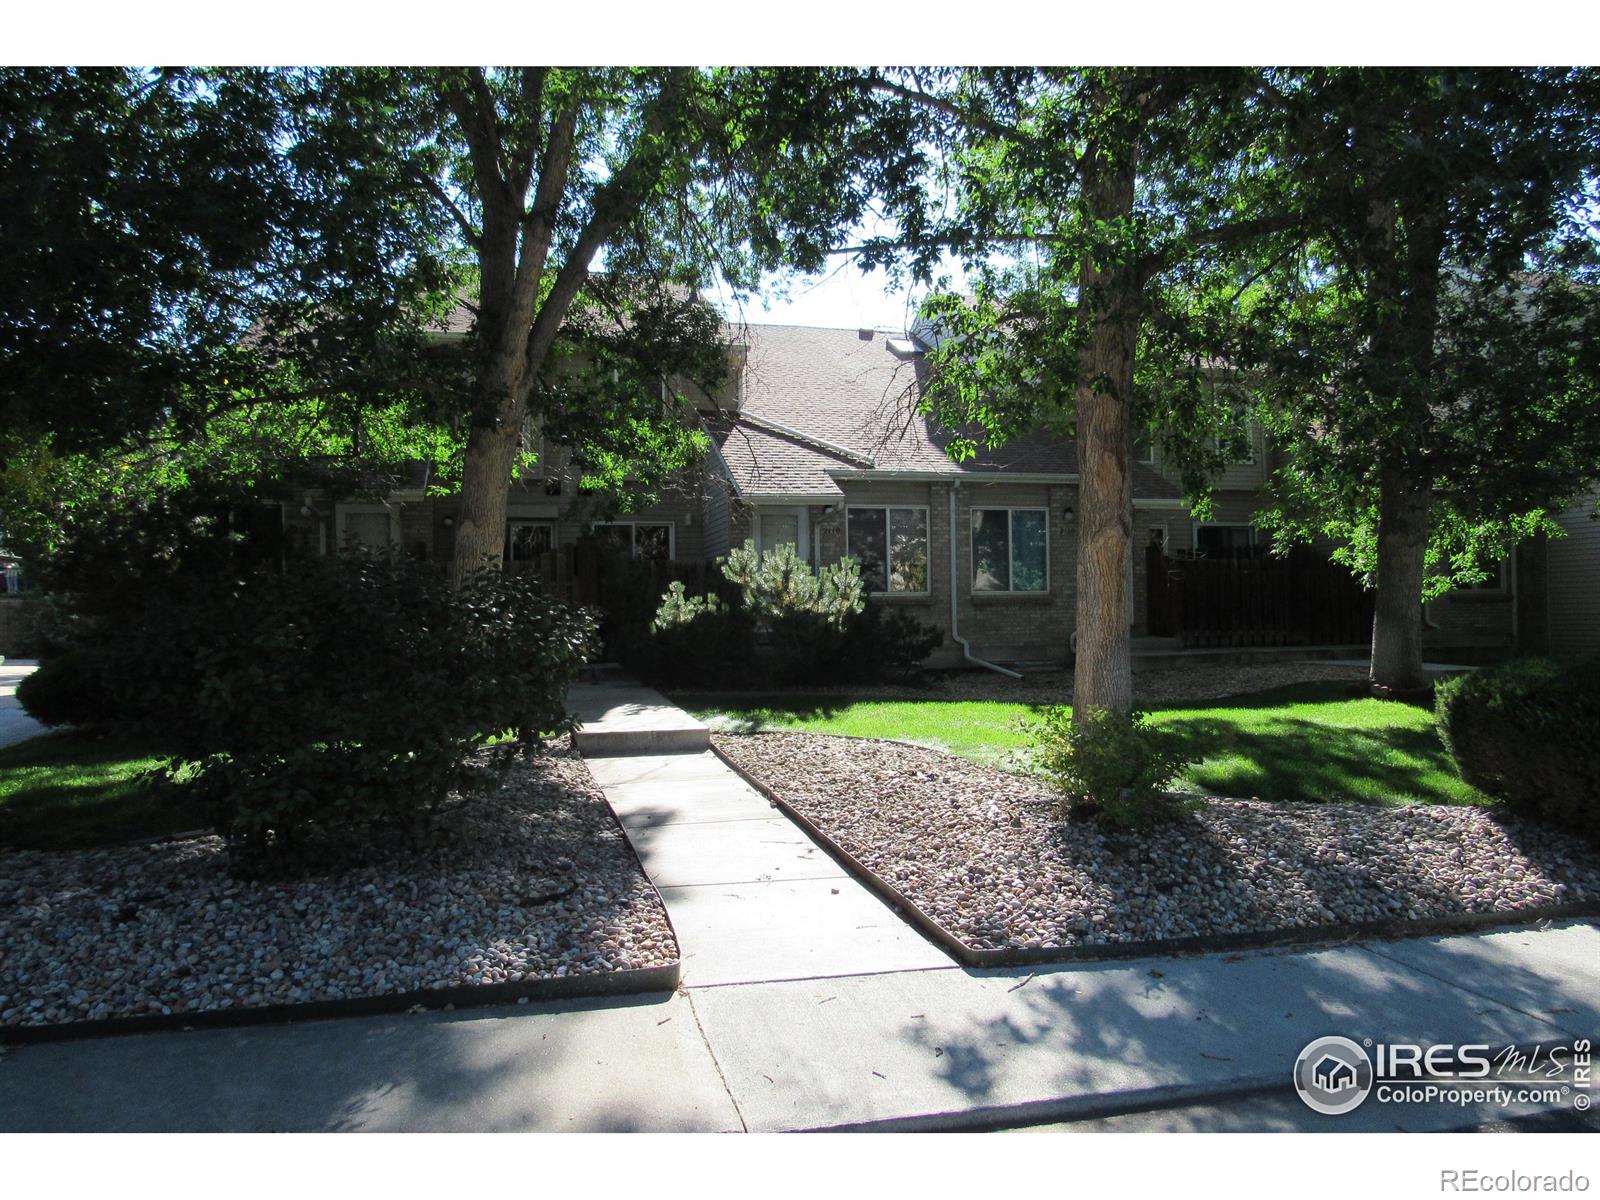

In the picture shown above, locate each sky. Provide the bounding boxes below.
[704,260,937,333]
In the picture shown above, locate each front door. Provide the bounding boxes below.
[756,507,808,562]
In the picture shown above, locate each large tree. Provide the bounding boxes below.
[868,68,1300,716]
[0,68,297,452]
[1240,68,1600,692]
[275,67,905,583]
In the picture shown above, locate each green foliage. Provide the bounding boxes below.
[1436,658,1600,841]
[15,653,119,729]
[1029,705,1201,831]
[627,581,754,688]
[632,541,941,688]
[721,541,865,630]
[47,553,595,869]
[1239,69,1600,597]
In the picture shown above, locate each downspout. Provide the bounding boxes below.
[948,481,1023,678]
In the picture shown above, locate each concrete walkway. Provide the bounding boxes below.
[586,750,950,986]
[0,659,44,750]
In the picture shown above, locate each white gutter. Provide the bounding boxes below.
[947,480,1023,679]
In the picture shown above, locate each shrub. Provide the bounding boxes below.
[624,581,755,687]
[1029,705,1200,831]
[15,650,120,728]
[1436,656,1600,840]
[633,541,943,688]
[115,553,596,867]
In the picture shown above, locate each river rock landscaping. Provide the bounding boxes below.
[713,731,1599,954]
[0,747,676,1031]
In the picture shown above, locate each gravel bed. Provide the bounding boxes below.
[0,747,676,1030]
[714,732,1598,953]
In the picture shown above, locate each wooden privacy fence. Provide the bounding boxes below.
[1145,544,1374,649]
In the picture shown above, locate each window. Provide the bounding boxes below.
[518,416,546,478]
[336,505,394,553]
[593,522,674,561]
[1193,523,1256,558]
[1147,525,1169,552]
[505,520,555,563]
[847,506,929,593]
[1212,427,1257,465]
[1465,560,1509,591]
[972,508,1048,593]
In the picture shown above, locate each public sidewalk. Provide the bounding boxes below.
[3,921,1595,1132]
[0,659,45,750]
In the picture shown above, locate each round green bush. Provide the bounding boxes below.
[15,651,116,728]
[1435,655,1600,841]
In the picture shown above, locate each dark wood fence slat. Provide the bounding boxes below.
[1160,548,1373,650]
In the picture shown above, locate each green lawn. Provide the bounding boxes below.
[0,732,204,849]
[683,681,1488,807]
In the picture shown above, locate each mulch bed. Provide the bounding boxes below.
[713,731,1598,955]
[0,747,676,1031]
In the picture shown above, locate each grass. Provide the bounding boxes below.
[682,680,1489,808]
[0,731,204,850]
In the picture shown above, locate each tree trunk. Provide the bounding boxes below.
[450,340,525,586]
[1369,465,1430,692]
[1072,113,1142,720]
[451,418,521,585]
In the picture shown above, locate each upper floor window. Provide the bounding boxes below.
[847,506,929,593]
[1193,523,1256,558]
[972,508,1048,593]
[1212,426,1257,465]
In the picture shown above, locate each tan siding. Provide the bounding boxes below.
[1548,495,1600,656]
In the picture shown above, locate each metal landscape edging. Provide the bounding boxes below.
[0,959,681,1046]
[709,740,1600,970]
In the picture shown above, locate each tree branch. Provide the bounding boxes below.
[413,169,481,249]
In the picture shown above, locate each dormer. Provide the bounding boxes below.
[684,337,748,415]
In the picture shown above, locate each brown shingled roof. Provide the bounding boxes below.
[712,323,1183,501]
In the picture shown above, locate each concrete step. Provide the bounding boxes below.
[567,681,710,756]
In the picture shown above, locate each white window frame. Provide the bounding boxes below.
[592,520,676,560]
[1147,524,1169,551]
[846,504,932,596]
[971,506,1050,595]
[1191,522,1257,555]
[334,502,397,553]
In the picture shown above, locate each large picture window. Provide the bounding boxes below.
[593,522,674,561]
[846,506,929,593]
[972,508,1048,593]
